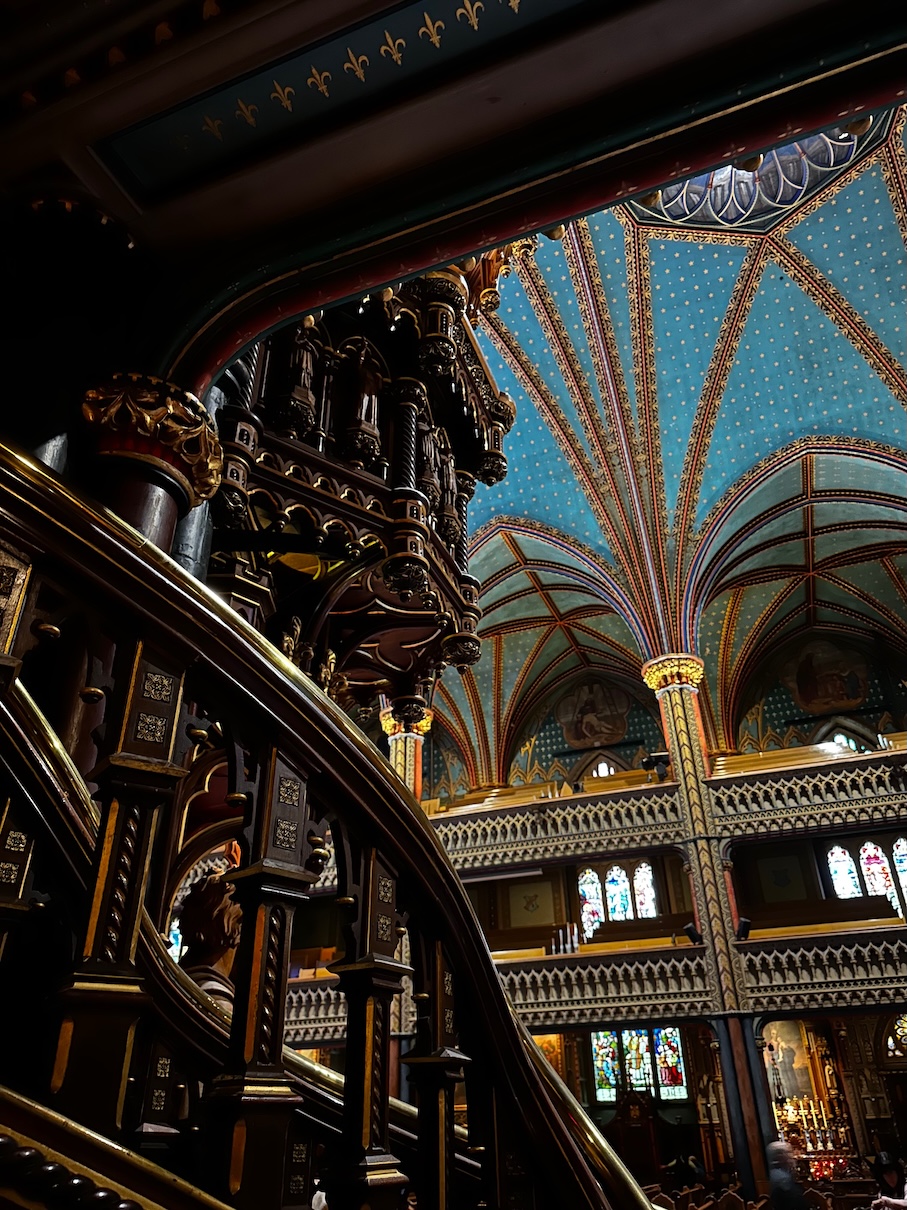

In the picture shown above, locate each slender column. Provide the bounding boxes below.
[641,654,768,1196]
[380,707,432,798]
[82,372,222,549]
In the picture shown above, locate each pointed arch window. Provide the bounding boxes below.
[591,1030,620,1101]
[622,1029,655,1092]
[654,1026,688,1099]
[827,845,862,899]
[886,1015,907,1059]
[633,862,658,919]
[579,868,605,941]
[605,866,633,922]
[859,841,901,914]
[892,838,907,908]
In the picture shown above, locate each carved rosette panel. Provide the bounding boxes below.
[83,372,223,507]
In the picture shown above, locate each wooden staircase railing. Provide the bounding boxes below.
[0,443,653,1210]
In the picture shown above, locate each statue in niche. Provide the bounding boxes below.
[417,417,441,508]
[437,426,460,543]
[178,874,242,1013]
[342,338,383,466]
[278,326,320,438]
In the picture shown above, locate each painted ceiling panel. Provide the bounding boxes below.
[587,210,638,419]
[827,559,907,609]
[728,580,799,666]
[437,665,481,754]
[533,235,605,423]
[814,527,907,561]
[465,360,604,546]
[785,164,907,365]
[521,648,584,706]
[518,626,573,691]
[574,610,639,648]
[493,266,595,457]
[481,598,558,631]
[500,626,550,714]
[696,268,906,525]
[544,589,606,614]
[812,453,907,495]
[479,570,538,612]
[650,239,749,518]
[699,458,804,546]
[722,538,808,581]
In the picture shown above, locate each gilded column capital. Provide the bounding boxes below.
[380,706,433,737]
[641,653,705,693]
[83,372,223,508]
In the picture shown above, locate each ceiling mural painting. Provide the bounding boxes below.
[428,107,907,789]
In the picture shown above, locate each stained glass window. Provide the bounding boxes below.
[591,1030,620,1101]
[886,1015,907,1059]
[893,839,907,909]
[654,1027,688,1100]
[579,868,605,940]
[859,842,902,914]
[621,1029,654,1092]
[605,866,633,921]
[633,862,658,919]
[827,845,862,899]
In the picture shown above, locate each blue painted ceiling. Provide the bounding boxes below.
[433,107,907,772]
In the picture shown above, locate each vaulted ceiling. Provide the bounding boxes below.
[433,107,907,773]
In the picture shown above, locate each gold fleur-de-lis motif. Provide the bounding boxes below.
[235,98,258,126]
[379,30,406,65]
[201,115,224,141]
[456,0,483,30]
[418,11,445,47]
[270,79,295,111]
[343,47,369,82]
[505,0,520,10]
[307,67,331,98]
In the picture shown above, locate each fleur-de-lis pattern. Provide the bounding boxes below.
[456,0,484,30]
[307,67,331,98]
[112,0,534,172]
[270,79,295,110]
[343,47,369,82]
[235,98,258,126]
[379,30,406,65]
[418,12,444,46]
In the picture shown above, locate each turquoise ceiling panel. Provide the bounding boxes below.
[471,330,606,550]
[811,499,907,529]
[812,453,907,496]
[437,665,480,754]
[494,267,594,457]
[701,458,803,545]
[650,239,749,518]
[500,626,550,712]
[726,538,808,580]
[479,570,537,610]
[586,210,638,420]
[729,580,797,665]
[696,269,906,525]
[469,534,513,582]
[520,626,573,689]
[523,649,582,703]
[786,164,906,365]
[545,588,605,614]
[481,597,555,632]
[533,236,605,425]
[827,560,904,606]
[814,527,907,560]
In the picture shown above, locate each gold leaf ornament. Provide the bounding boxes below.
[270,80,296,110]
[235,98,258,126]
[456,0,484,30]
[418,12,444,47]
[379,31,406,65]
[307,67,331,98]
[343,47,369,82]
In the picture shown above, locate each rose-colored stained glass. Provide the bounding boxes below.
[579,867,605,940]
[859,841,901,913]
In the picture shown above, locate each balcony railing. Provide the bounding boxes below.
[708,749,907,836]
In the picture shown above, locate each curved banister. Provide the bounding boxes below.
[0,443,650,1210]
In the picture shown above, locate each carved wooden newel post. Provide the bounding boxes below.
[403,938,469,1210]
[206,749,326,1209]
[52,646,187,1135]
[328,839,410,1210]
